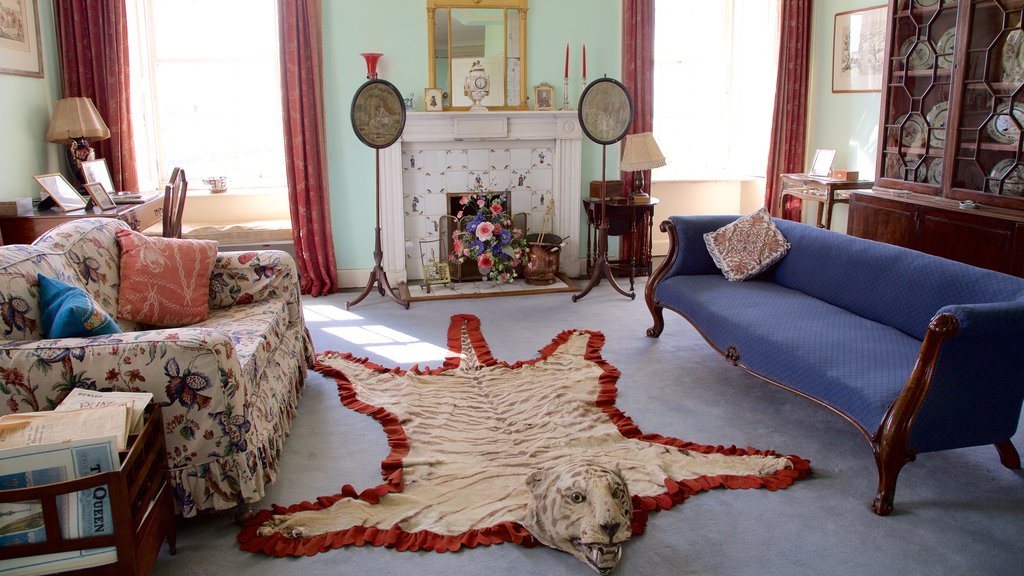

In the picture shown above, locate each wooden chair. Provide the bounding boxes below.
[163,167,188,238]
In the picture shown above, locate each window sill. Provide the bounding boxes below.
[653,175,766,184]
[188,187,288,197]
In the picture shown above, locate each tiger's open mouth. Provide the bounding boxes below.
[571,538,623,575]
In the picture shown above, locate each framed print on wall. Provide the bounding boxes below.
[33,173,87,211]
[0,0,44,77]
[832,5,887,93]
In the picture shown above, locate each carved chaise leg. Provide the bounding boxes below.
[871,440,915,516]
[647,305,665,338]
[870,313,960,516]
[995,440,1021,469]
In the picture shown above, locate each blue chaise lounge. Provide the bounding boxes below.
[645,214,1024,515]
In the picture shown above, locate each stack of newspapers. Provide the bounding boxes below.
[0,389,153,575]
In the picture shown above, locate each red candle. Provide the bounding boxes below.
[564,43,569,79]
[583,44,587,78]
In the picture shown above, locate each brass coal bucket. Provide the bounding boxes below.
[524,233,564,285]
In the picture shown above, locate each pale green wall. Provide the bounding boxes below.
[806,0,883,231]
[3,2,878,267]
[324,0,620,270]
[0,0,62,203]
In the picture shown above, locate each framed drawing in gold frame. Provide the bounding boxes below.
[832,5,887,93]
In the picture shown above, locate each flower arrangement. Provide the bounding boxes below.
[450,193,529,282]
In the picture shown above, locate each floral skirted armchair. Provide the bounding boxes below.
[0,218,314,517]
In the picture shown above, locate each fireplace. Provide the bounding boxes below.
[376,110,584,282]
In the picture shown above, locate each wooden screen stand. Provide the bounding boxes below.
[572,144,635,302]
[347,148,409,310]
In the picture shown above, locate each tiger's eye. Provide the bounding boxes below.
[612,487,623,500]
[568,492,585,504]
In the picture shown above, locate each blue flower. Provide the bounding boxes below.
[499,228,512,244]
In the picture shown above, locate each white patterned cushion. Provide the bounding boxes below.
[704,208,790,281]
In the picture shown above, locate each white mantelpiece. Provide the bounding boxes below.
[379,110,583,282]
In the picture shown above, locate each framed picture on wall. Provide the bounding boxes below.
[0,0,44,78]
[832,5,887,93]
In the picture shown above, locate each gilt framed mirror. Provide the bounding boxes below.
[427,0,528,111]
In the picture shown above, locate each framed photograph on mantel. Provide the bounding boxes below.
[0,0,44,78]
[832,5,886,93]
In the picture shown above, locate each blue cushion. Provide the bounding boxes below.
[655,274,922,430]
[38,274,121,339]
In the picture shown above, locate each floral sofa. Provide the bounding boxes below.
[0,218,314,517]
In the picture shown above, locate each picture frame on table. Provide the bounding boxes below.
[33,173,87,211]
[809,149,837,177]
[80,159,115,194]
[832,5,887,93]
[84,182,117,210]
[533,83,555,111]
[0,0,44,78]
[424,88,444,112]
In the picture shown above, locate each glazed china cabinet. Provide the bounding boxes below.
[849,0,1024,277]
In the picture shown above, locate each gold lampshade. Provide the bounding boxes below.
[45,97,111,144]
[619,132,666,172]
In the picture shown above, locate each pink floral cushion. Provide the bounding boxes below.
[703,208,790,281]
[116,229,218,327]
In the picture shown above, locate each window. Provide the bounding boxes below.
[653,0,780,181]
[126,0,287,193]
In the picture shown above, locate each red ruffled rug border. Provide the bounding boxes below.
[238,314,810,557]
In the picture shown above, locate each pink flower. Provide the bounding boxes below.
[453,240,463,253]
[477,253,494,269]
[475,221,495,241]
[491,203,503,215]
[459,195,470,205]
[477,198,485,207]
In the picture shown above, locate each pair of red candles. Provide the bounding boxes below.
[564,43,586,79]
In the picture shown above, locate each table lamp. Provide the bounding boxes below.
[45,97,111,188]
[619,132,666,200]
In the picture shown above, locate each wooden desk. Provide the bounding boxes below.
[583,196,659,290]
[775,174,873,230]
[0,193,163,245]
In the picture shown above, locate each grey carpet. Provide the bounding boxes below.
[152,282,1024,575]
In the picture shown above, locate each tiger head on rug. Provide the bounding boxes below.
[523,459,633,575]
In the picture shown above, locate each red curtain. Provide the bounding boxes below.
[621,0,655,196]
[54,0,137,193]
[765,0,813,221]
[278,0,338,296]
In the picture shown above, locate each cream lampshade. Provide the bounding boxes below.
[619,132,666,199]
[45,97,111,187]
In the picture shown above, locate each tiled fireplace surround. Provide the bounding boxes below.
[379,110,583,282]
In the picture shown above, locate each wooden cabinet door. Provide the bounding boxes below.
[848,193,915,248]
[915,208,1016,274]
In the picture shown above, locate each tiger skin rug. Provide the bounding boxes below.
[238,314,809,572]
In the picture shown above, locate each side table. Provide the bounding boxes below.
[775,174,873,230]
[583,196,659,290]
[0,404,176,575]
